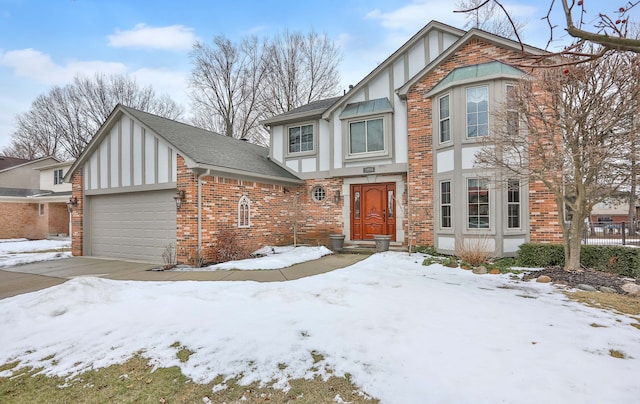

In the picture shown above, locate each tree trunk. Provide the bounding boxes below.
[565,218,584,271]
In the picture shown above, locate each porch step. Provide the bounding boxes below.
[340,243,408,254]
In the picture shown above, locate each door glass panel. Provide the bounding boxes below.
[388,190,394,218]
[354,191,360,218]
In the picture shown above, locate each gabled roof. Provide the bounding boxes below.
[0,156,59,173]
[66,105,302,185]
[261,96,342,125]
[321,20,466,120]
[0,156,31,171]
[397,28,546,98]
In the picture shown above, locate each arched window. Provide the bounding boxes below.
[238,196,250,228]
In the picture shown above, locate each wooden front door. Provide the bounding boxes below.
[351,183,396,240]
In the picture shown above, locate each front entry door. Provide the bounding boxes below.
[351,183,396,240]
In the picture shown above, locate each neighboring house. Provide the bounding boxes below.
[0,156,72,239]
[589,196,639,225]
[66,20,563,264]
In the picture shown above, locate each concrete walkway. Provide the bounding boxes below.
[0,253,369,299]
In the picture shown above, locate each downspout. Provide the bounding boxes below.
[197,171,209,253]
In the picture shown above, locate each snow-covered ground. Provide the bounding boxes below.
[175,245,333,271]
[0,238,71,267]
[1,250,639,403]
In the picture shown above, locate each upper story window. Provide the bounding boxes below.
[506,84,519,134]
[54,169,64,185]
[439,94,451,143]
[350,118,384,154]
[288,124,313,154]
[466,86,488,138]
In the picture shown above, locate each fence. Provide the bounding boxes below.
[583,221,640,246]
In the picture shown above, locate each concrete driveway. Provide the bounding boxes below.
[0,254,368,300]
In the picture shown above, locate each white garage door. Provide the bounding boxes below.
[88,189,176,263]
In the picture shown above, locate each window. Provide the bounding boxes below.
[312,186,326,202]
[467,86,488,138]
[38,203,45,216]
[506,84,519,134]
[349,118,384,154]
[507,180,520,229]
[354,191,360,218]
[238,196,250,228]
[440,181,452,228]
[468,178,489,229]
[439,94,451,143]
[289,124,313,153]
[54,169,64,185]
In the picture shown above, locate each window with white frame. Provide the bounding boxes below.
[507,179,521,229]
[38,203,45,216]
[439,94,451,143]
[288,124,313,153]
[238,196,250,228]
[440,181,452,228]
[505,84,519,135]
[54,169,64,185]
[466,86,488,138]
[349,117,384,154]
[468,178,489,229]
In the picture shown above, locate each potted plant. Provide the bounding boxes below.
[329,233,345,252]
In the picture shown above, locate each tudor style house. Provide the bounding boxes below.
[66,21,563,264]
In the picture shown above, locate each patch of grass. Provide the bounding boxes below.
[176,347,193,363]
[0,355,378,404]
[609,349,626,359]
[590,323,607,328]
[566,291,640,316]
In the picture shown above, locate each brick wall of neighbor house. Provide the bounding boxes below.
[0,202,47,239]
[406,38,561,246]
[48,203,69,236]
[70,171,84,256]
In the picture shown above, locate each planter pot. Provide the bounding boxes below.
[329,234,345,252]
[373,234,392,252]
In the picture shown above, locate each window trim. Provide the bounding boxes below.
[466,177,491,230]
[466,85,489,139]
[505,83,519,136]
[238,196,250,228]
[343,113,392,161]
[438,94,451,144]
[507,179,521,230]
[54,169,64,185]
[38,203,45,216]
[440,180,452,229]
[311,186,326,202]
[285,122,316,157]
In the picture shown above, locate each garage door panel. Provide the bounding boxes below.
[88,190,176,263]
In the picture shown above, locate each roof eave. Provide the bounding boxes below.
[191,163,304,186]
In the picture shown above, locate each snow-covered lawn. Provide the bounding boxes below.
[174,245,333,271]
[0,238,71,267]
[1,251,638,403]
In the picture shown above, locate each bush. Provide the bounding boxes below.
[213,229,253,264]
[455,236,494,267]
[516,243,640,277]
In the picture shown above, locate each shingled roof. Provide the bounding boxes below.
[67,105,302,185]
[261,96,341,125]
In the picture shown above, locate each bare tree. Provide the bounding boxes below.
[456,0,640,65]
[3,73,183,160]
[261,30,341,116]
[456,0,525,39]
[189,35,269,143]
[476,49,640,271]
[189,30,341,144]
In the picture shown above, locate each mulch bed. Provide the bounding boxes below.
[522,266,633,293]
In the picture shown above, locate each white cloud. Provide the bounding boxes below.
[108,23,198,51]
[365,1,466,33]
[0,48,126,84]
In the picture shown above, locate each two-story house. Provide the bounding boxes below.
[0,157,73,239]
[66,21,563,264]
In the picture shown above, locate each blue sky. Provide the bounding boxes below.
[0,0,611,151]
